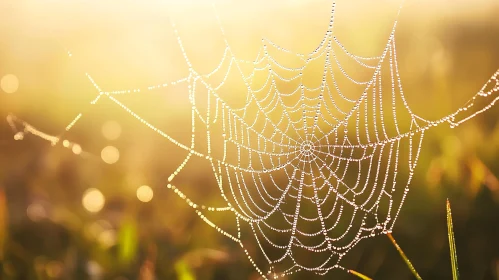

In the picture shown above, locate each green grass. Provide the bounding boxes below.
[351,199,460,280]
[447,199,459,280]
[387,232,423,280]
[349,269,372,280]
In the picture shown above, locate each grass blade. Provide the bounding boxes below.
[387,232,422,280]
[349,269,372,280]
[447,199,460,280]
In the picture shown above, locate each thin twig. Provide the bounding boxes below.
[446,199,459,280]
[387,232,422,280]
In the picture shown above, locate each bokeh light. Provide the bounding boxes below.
[45,261,63,278]
[82,188,105,213]
[86,261,103,278]
[136,185,154,202]
[101,146,120,164]
[97,230,117,248]
[26,203,47,221]
[101,120,122,140]
[1,74,19,94]
[72,144,82,155]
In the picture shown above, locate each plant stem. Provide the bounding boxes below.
[447,199,459,280]
[349,269,372,280]
[387,232,422,280]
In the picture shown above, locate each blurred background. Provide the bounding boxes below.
[0,0,499,279]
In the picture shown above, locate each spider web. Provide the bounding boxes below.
[7,1,499,278]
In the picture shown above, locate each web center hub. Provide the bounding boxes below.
[300,141,315,156]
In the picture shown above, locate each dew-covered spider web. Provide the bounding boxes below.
[7,1,499,278]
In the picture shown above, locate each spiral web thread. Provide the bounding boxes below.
[7,1,499,278]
